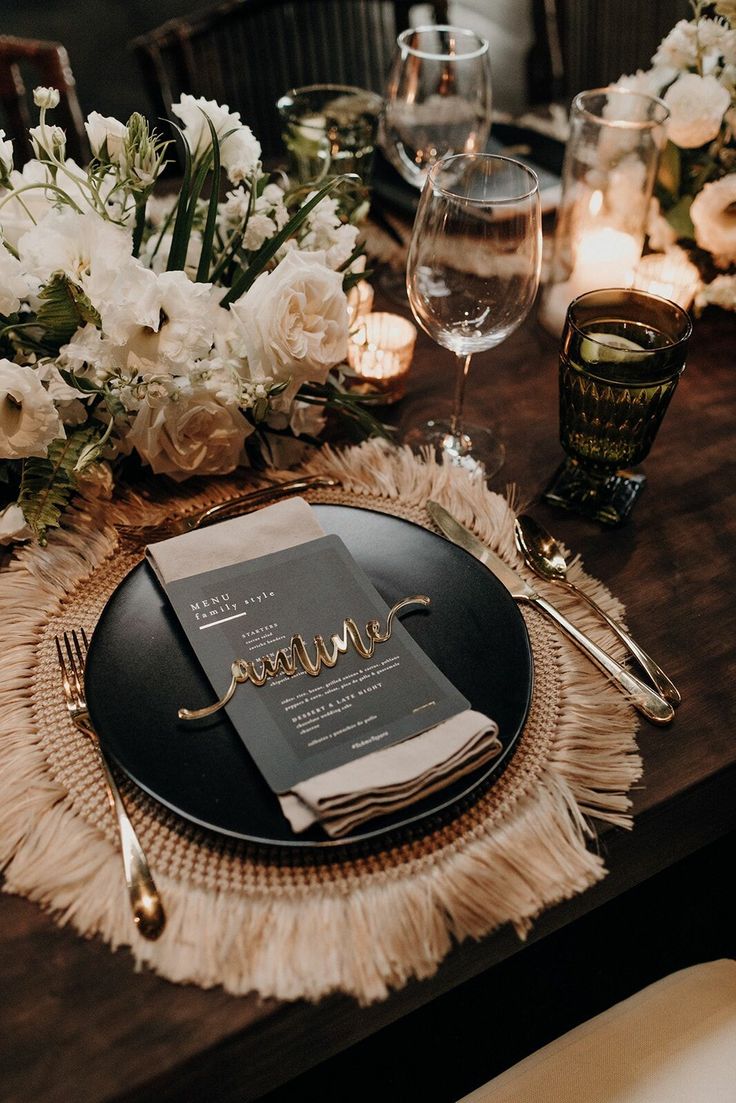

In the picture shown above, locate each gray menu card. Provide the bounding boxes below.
[162,535,469,792]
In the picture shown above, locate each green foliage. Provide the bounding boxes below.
[17,426,101,544]
[35,275,102,348]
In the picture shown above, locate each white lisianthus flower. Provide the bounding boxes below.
[0,245,38,316]
[694,273,736,313]
[101,269,223,374]
[0,161,57,247]
[18,207,133,306]
[230,249,348,396]
[0,129,13,179]
[85,111,128,167]
[29,123,67,161]
[220,125,262,184]
[663,73,731,148]
[33,86,60,110]
[0,359,64,459]
[690,174,736,266]
[127,379,252,480]
[0,503,32,545]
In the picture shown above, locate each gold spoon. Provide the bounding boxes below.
[514,514,681,707]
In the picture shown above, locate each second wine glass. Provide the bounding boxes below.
[405,153,542,476]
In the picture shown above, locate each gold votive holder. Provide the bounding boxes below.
[346,279,375,325]
[347,312,417,404]
[633,248,700,310]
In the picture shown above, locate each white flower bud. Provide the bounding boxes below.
[33,86,60,110]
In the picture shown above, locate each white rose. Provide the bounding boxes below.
[0,359,64,459]
[0,503,32,545]
[84,111,128,166]
[690,174,736,266]
[664,73,731,148]
[126,383,252,480]
[231,249,348,394]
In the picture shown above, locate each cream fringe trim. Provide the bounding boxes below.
[0,440,641,1005]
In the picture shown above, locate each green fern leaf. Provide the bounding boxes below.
[18,426,100,544]
[35,274,102,348]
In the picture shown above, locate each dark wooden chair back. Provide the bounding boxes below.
[0,35,88,167]
[132,0,450,159]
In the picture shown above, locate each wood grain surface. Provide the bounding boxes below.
[2,297,734,1103]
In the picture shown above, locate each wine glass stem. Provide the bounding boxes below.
[450,353,473,438]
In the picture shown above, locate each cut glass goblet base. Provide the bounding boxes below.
[543,458,646,525]
[404,419,505,479]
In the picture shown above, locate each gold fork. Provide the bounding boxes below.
[117,474,339,544]
[55,629,166,941]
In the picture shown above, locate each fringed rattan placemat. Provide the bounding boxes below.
[0,441,641,1004]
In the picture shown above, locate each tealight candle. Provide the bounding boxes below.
[346,279,375,325]
[539,227,641,334]
[633,249,700,310]
[347,312,417,403]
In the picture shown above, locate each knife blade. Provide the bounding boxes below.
[426,501,674,726]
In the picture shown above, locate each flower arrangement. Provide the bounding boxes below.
[617,1,736,311]
[0,89,380,544]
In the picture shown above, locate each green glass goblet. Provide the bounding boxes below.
[544,288,692,525]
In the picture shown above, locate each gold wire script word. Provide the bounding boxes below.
[178,594,431,721]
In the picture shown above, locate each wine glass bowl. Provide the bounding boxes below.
[381,25,492,191]
[405,153,542,475]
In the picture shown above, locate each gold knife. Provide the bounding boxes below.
[426,501,674,726]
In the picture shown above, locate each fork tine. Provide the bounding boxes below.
[54,636,73,702]
[63,631,84,703]
[71,628,86,672]
[80,627,90,652]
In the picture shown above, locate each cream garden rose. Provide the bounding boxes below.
[231,249,349,396]
[0,360,64,460]
[126,381,253,480]
[690,174,736,265]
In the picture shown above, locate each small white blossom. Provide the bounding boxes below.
[663,73,731,148]
[653,20,699,70]
[33,87,60,110]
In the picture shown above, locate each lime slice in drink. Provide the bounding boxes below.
[580,332,645,363]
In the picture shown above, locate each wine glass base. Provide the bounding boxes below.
[543,459,647,525]
[403,420,505,478]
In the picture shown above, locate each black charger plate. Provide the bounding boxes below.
[85,505,533,850]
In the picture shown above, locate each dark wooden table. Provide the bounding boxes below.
[2,301,735,1103]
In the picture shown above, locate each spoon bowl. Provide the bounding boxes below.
[514,513,681,707]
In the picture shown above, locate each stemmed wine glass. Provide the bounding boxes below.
[405,154,542,475]
[381,25,493,190]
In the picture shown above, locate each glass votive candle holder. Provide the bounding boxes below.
[347,312,417,404]
[633,248,701,310]
[346,280,375,326]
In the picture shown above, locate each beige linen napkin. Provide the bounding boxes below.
[147,498,501,838]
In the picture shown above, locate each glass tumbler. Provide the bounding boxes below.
[544,288,692,525]
[277,83,383,185]
[538,88,669,336]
